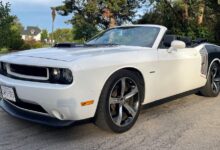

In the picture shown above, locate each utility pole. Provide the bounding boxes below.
[51,7,56,46]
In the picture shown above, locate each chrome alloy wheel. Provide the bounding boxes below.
[210,65,220,94]
[109,77,140,127]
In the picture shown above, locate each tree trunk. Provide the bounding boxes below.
[109,17,116,28]
[102,8,117,28]
[198,0,205,25]
[183,0,189,20]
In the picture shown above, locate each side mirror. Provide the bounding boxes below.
[167,40,186,53]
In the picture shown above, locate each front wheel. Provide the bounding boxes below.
[200,62,220,97]
[95,70,144,133]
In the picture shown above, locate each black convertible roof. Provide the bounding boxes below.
[163,34,208,48]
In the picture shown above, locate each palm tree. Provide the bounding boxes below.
[51,7,56,45]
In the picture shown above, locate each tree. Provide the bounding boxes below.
[56,0,145,41]
[9,20,24,50]
[0,1,24,50]
[72,14,98,41]
[50,28,74,43]
[139,0,220,44]
[41,29,48,42]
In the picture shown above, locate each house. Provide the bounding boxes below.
[21,26,41,41]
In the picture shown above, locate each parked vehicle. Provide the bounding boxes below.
[0,25,220,133]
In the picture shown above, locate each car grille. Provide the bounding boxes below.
[7,64,49,81]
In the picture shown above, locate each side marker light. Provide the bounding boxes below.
[81,100,94,106]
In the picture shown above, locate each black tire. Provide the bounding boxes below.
[95,70,144,133]
[200,62,220,97]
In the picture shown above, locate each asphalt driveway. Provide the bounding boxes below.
[1,94,220,150]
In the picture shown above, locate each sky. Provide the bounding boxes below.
[2,0,149,32]
[2,0,72,32]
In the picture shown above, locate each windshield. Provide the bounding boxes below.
[87,26,160,47]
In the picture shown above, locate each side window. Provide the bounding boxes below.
[159,35,177,49]
[159,35,193,49]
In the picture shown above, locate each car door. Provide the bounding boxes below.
[150,47,205,101]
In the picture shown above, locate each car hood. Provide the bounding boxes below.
[11,46,147,62]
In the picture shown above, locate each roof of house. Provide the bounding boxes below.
[22,26,41,36]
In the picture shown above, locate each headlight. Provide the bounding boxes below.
[61,69,73,84]
[50,68,61,82]
[49,68,73,84]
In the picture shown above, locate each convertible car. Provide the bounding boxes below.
[0,25,220,133]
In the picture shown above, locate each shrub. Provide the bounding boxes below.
[26,41,43,49]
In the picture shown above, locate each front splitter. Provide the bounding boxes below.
[0,99,74,127]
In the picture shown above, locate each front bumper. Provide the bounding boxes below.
[0,99,74,127]
[0,74,100,121]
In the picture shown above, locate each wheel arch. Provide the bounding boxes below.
[204,44,220,78]
[200,58,220,97]
[102,67,146,103]
[123,68,145,102]
[207,58,220,78]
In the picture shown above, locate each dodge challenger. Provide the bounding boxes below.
[0,25,220,133]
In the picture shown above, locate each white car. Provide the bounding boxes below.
[0,25,220,133]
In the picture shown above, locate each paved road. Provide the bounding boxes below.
[1,94,220,150]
